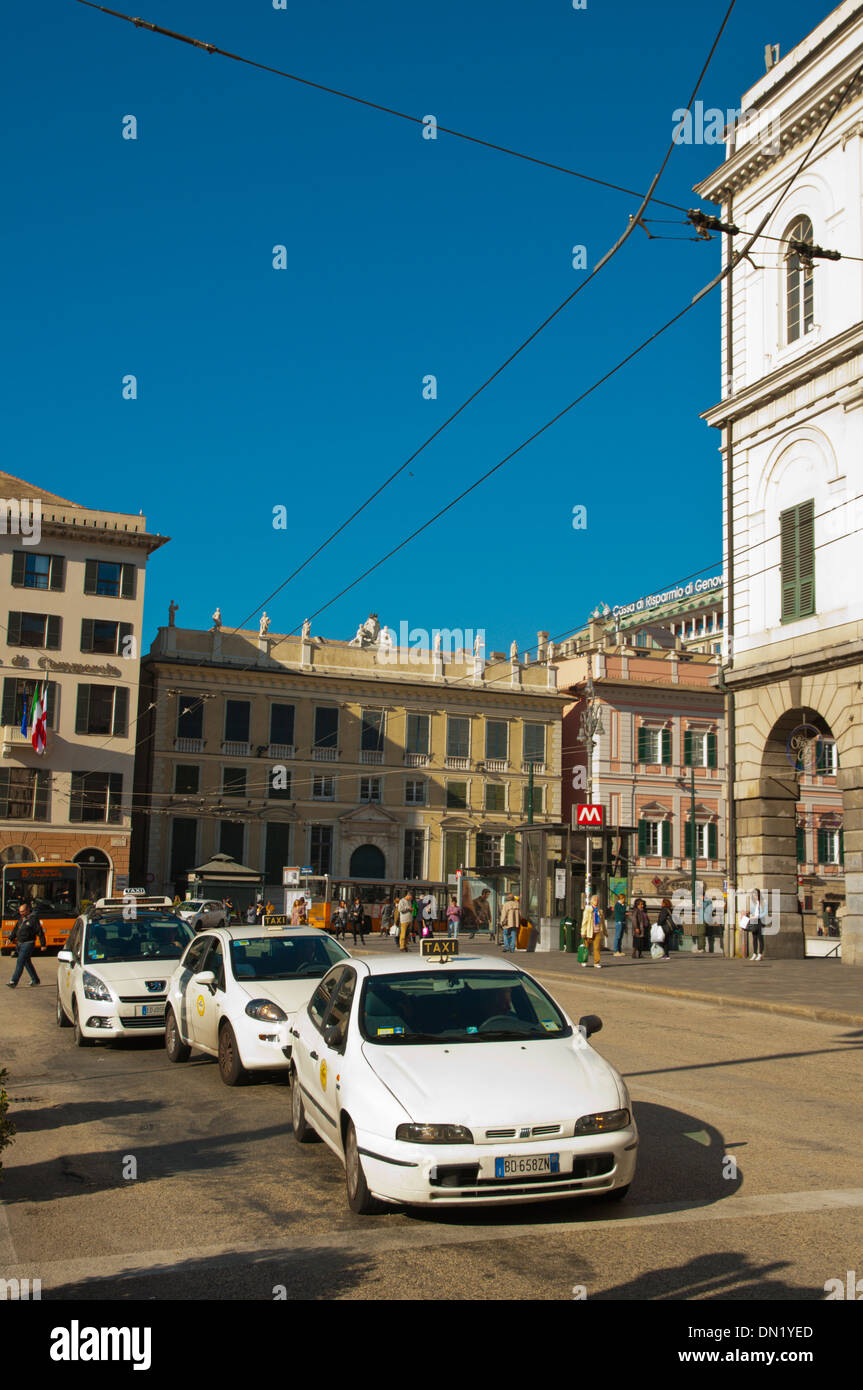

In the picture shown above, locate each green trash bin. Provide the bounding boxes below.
[560,916,575,952]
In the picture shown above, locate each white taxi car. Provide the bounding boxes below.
[56,904,194,1046]
[163,926,351,1086]
[289,945,638,1213]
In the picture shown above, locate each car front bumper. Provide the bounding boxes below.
[232,1013,292,1070]
[355,1125,639,1207]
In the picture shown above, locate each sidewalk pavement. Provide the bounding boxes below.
[357,933,863,1027]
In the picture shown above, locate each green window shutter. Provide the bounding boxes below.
[661,728,672,765]
[684,821,693,859]
[504,833,516,866]
[113,687,129,738]
[75,685,91,735]
[81,618,95,652]
[839,829,845,866]
[69,773,83,822]
[46,615,61,649]
[683,730,693,767]
[1,680,17,726]
[708,822,718,860]
[108,772,123,823]
[637,727,647,762]
[661,821,672,857]
[121,563,137,599]
[707,732,718,769]
[11,553,26,586]
[0,768,10,816]
[816,828,827,864]
[33,770,50,821]
[780,506,798,621]
[781,500,816,622]
[637,820,647,855]
[797,499,815,617]
[84,560,99,595]
[44,681,58,730]
[7,612,22,645]
[796,826,805,863]
[50,555,65,591]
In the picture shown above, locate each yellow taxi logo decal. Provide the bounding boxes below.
[320,1059,327,1091]
[196,994,206,1017]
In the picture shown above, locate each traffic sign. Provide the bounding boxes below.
[575,804,604,827]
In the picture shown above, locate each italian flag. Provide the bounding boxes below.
[30,683,47,755]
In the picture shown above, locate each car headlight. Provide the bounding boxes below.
[244,999,288,1023]
[82,970,112,1002]
[395,1123,474,1144]
[573,1108,630,1135]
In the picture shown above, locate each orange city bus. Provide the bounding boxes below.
[0,861,81,954]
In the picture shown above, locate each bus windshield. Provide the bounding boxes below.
[3,866,79,919]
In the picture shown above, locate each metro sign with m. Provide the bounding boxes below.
[575,804,604,828]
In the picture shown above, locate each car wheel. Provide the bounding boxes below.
[291,1068,317,1142]
[217,1022,247,1086]
[72,1001,93,1048]
[165,1008,190,1063]
[56,989,71,1028]
[343,1118,378,1214]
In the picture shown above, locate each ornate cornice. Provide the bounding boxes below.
[701,321,863,430]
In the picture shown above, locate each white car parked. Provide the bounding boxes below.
[164,926,351,1086]
[289,949,638,1213]
[56,908,194,1046]
[176,900,229,932]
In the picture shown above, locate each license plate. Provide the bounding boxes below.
[135,1003,165,1018]
[495,1153,559,1178]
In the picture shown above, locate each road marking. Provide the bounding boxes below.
[7,1188,863,1288]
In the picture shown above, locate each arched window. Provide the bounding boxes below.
[785,216,814,343]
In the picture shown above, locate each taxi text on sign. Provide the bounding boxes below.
[421,938,459,959]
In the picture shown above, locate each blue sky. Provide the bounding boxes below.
[4,0,828,658]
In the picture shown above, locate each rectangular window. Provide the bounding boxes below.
[314,706,339,749]
[7,611,61,649]
[0,768,50,820]
[476,832,502,869]
[485,783,505,813]
[817,828,842,865]
[406,713,430,755]
[523,723,546,763]
[10,552,65,591]
[446,780,468,810]
[637,820,660,856]
[444,831,466,878]
[75,685,129,737]
[815,740,837,775]
[405,778,427,805]
[219,820,245,860]
[312,775,335,800]
[780,499,815,622]
[683,730,718,768]
[360,777,381,802]
[485,720,508,761]
[170,818,197,879]
[447,716,470,758]
[1,678,58,730]
[264,822,291,885]
[403,828,424,880]
[70,771,123,823]
[310,825,333,875]
[177,695,204,741]
[522,784,544,814]
[174,765,200,794]
[84,559,136,599]
[222,768,246,798]
[361,709,385,751]
[797,824,806,864]
[637,726,671,765]
[270,703,295,746]
[81,618,133,656]
[224,700,250,744]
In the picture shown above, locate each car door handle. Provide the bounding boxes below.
[291,1028,299,1038]
[309,1050,319,1061]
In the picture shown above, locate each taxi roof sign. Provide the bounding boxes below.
[421,938,458,959]
[263,914,289,928]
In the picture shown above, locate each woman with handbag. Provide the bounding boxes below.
[656,897,675,960]
[580,894,605,969]
[631,898,649,959]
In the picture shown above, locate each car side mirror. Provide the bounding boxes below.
[57,950,73,964]
[192,970,216,990]
[578,1014,602,1038]
[323,1023,343,1049]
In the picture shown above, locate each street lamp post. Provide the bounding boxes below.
[578,672,604,904]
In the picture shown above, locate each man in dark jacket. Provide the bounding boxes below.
[7,901,47,988]
[348,897,366,944]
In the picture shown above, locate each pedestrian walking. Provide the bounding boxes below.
[499,893,520,952]
[421,895,434,938]
[631,898,649,959]
[254,899,265,925]
[612,894,627,956]
[746,888,766,960]
[472,888,492,939]
[380,898,394,938]
[446,895,462,939]
[349,896,366,944]
[580,894,605,969]
[656,898,675,959]
[396,889,413,952]
[410,892,419,944]
[245,901,257,925]
[332,900,348,938]
[7,902,46,988]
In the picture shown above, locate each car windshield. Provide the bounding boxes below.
[229,933,348,981]
[84,914,194,963]
[182,902,203,912]
[359,969,572,1044]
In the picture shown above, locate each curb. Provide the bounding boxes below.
[525,967,863,1028]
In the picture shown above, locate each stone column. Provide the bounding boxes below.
[838,767,863,967]
[734,777,804,959]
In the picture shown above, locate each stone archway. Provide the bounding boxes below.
[349,843,386,880]
[74,847,112,903]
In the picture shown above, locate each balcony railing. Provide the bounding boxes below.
[360,749,384,765]
[174,737,204,754]
[485,758,508,773]
[268,743,295,760]
[445,755,470,770]
[522,761,546,774]
[405,752,430,767]
[312,746,338,761]
[222,740,251,757]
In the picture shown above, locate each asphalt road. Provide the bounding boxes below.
[2,955,861,1301]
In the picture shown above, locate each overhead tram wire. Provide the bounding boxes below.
[71,0,690,213]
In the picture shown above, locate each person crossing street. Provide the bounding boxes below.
[7,901,46,988]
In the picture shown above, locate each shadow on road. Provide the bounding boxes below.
[594,1249,824,1301]
[10,1098,164,1133]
